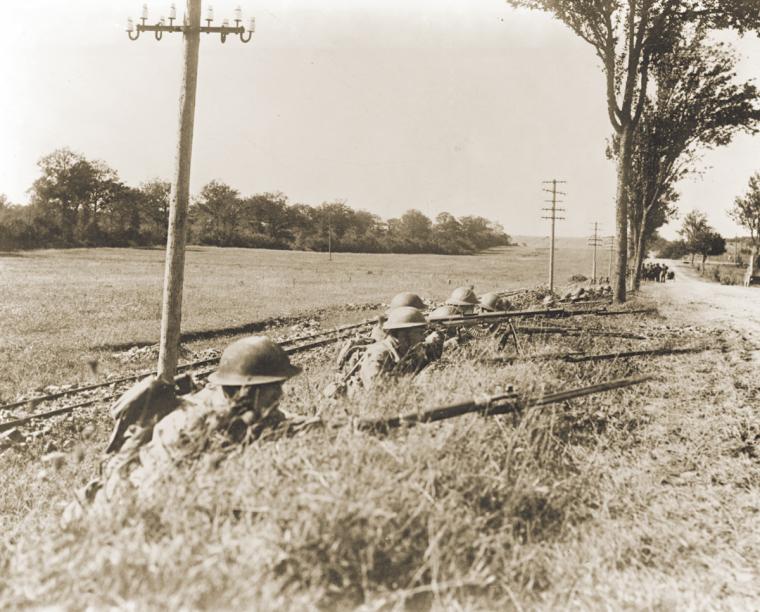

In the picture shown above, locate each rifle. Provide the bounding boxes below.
[511,325,648,340]
[432,306,656,329]
[479,345,708,367]
[355,375,651,434]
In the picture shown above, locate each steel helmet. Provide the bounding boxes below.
[427,305,461,321]
[478,292,505,312]
[388,292,426,311]
[209,336,301,386]
[382,306,427,331]
[445,286,478,306]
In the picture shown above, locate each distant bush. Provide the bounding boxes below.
[569,274,588,282]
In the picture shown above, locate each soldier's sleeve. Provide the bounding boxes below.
[359,344,391,389]
[105,376,177,454]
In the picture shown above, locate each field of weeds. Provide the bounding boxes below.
[0,245,592,402]
[3,279,758,609]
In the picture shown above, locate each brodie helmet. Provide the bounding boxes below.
[388,292,426,311]
[427,305,462,321]
[209,336,301,386]
[382,306,427,331]
[478,292,505,312]
[445,286,478,307]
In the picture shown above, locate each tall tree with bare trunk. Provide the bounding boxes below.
[626,28,760,289]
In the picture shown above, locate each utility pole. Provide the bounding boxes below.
[328,209,333,261]
[607,235,615,282]
[127,2,255,383]
[541,180,566,293]
[588,222,603,285]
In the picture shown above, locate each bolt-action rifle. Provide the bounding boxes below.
[354,375,651,434]
[429,306,656,329]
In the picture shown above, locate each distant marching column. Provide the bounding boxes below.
[542,180,566,294]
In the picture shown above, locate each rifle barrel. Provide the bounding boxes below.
[357,375,651,434]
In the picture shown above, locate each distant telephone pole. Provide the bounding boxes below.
[588,222,603,285]
[542,180,566,293]
[606,235,615,281]
[127,2,256,383]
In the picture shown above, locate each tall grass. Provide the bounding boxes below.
[1,311,661,609]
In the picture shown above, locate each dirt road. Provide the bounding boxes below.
[649,260,760,339]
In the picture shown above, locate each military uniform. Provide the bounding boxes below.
[328,306,443,395]
[64,336,304,523]
[357,331,443,389]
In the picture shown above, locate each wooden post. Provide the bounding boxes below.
[157,0,202,383]
[549,182,556,292]
[542,180,565,294]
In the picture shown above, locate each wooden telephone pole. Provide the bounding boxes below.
[127,2,255,382]
[542,180,566,293]
[588,222,603,285]
[607,236,615,281]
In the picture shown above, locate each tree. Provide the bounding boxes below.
[679,210,709,264]
[506,1,693,302]
[679,210,725,270]
[693,229,726,271]
[190,181,243,246]
[243,192,292,244]
[626,28,760,288]
[393,209,433,251]
[729,171,760,277]
[138,179,171,244]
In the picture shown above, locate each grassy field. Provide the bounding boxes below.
[0,245,594,402]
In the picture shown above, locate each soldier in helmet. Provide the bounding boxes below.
[67,336,304,518]
[327,307,442,396]
[427,304,473,350]
[388,291,427,311]
[478,292,510,314]
[333,291,425,374]
[445,286,479,315]
[357,307,443,389]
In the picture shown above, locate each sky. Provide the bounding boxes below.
[1,0,759,239]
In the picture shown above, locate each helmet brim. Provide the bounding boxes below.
[445,300,477,306]
[208,363,302,386]
[382,321,427,331]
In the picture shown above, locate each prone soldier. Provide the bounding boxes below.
[65,336,305,520]
[327,306,443,396]
[445,286,479,315]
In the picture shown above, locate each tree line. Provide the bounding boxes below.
[0,148,511,255]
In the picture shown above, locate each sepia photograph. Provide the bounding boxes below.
[1,0,759,609]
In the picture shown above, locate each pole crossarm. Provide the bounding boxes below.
[128,5,255,43]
